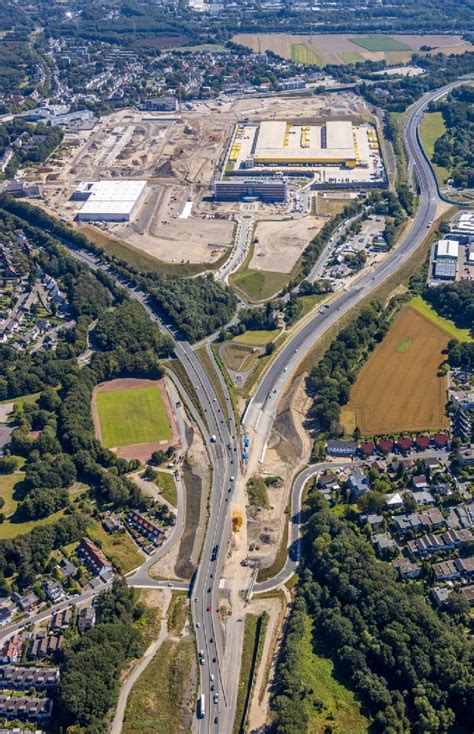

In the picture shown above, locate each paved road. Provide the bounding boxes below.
[242,80,469,451]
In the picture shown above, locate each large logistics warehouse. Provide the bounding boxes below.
[253,120,357,166]
[223,118,386,187]
[74,180,147,222]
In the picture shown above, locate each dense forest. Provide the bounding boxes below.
[57,579,146,733]
[272,493,474,734]
[431,85,474,188]
[423,280,474,335]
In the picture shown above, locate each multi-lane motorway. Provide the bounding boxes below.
[0,78,469,734]
[242,79,469,452]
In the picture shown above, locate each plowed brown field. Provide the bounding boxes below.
[342,307,450,435]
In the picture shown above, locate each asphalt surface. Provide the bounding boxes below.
[2,78,469,734]
[243,79,469,449]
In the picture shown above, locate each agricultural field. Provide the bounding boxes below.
[342,307,451,435]
[419,112,450,184]
[233,33,473,66]
[291,43,323,66]
[349,35,411,52]
[296,615,369,733]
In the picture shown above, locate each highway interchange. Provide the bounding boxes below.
[0,78,470,733]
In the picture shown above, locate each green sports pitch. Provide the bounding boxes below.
[96,385,172,448]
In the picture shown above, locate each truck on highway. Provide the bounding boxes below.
[198,693,205,718]
[211,544,220,561]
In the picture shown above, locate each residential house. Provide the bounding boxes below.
[397,437,413,453]
[377,437,394,454]
[42,579,64,603]
[12,592,40,612]
[317,471,339,491]
[102,514,122,533]
[411,475,429,490]
[393,513,423,534]
[0,607,12,628]
[57,558,77,579]
[392,557,421,579]
[456,445,474,466]
[447,502,474,530]
[372,533,398,557]
[326,440,356,457]
[385,492,404,511]
[433,432,449,449]
[0,666,59,691]
[360,514,384,531]
[407,528,472,557]
[347,470,369,499]
[126,512,163,543]
[415,434,431,451]
[0,635,22,664]
[419,507,446,530]
[77,538,113,576]
[0,694,52,721]
[49,608,73,632]
[359,441,375,458]
[431,586,452,607]
[412,489,435,505]
[459,585,474,606]
[77,605,96,633]
[433,556,474,582]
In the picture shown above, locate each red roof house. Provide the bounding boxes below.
[397,436,413,453]
[359,441,375,456]
[433,432,449,448]
[378,437,394,454]
[415,434,431,450]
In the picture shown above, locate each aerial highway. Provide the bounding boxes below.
[242,79,469,455]
[2,77,469,734]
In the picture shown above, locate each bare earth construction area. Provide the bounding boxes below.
[250,217,325,273]
[92,378,180,461]
[342,307,450,436]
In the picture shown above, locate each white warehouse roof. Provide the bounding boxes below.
[436,239,459,259]
[77,180,146,221]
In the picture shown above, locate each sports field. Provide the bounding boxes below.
[96,383,172,448]
[342,307,450,435]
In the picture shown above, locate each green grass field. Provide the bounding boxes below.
[156,471,177,506]
[350,34,411,52]
[409,295,473,342]
[0,473,24,517]
[96,385,172,448]
[230,269,288,302]
[123,637,195,734]
[87,522,144,575]
[297,615,369,733]
[419,111,450,183]
[232,330,278,347]
[0,508,66,540]
[291,43,323,66]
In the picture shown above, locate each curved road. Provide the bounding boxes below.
[242,79,469,450]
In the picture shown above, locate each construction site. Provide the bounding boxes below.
[21,91,378,265]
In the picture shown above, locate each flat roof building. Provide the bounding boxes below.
[74,180,147,222]
[436,239,459,259]
[252,120,357,166]
[214,179,287,202]
[433,260,457,281]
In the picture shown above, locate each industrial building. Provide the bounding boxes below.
[223,118,386,188]
[214,179,287,202]
[73,180,147,222]
[436,239,459,259]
